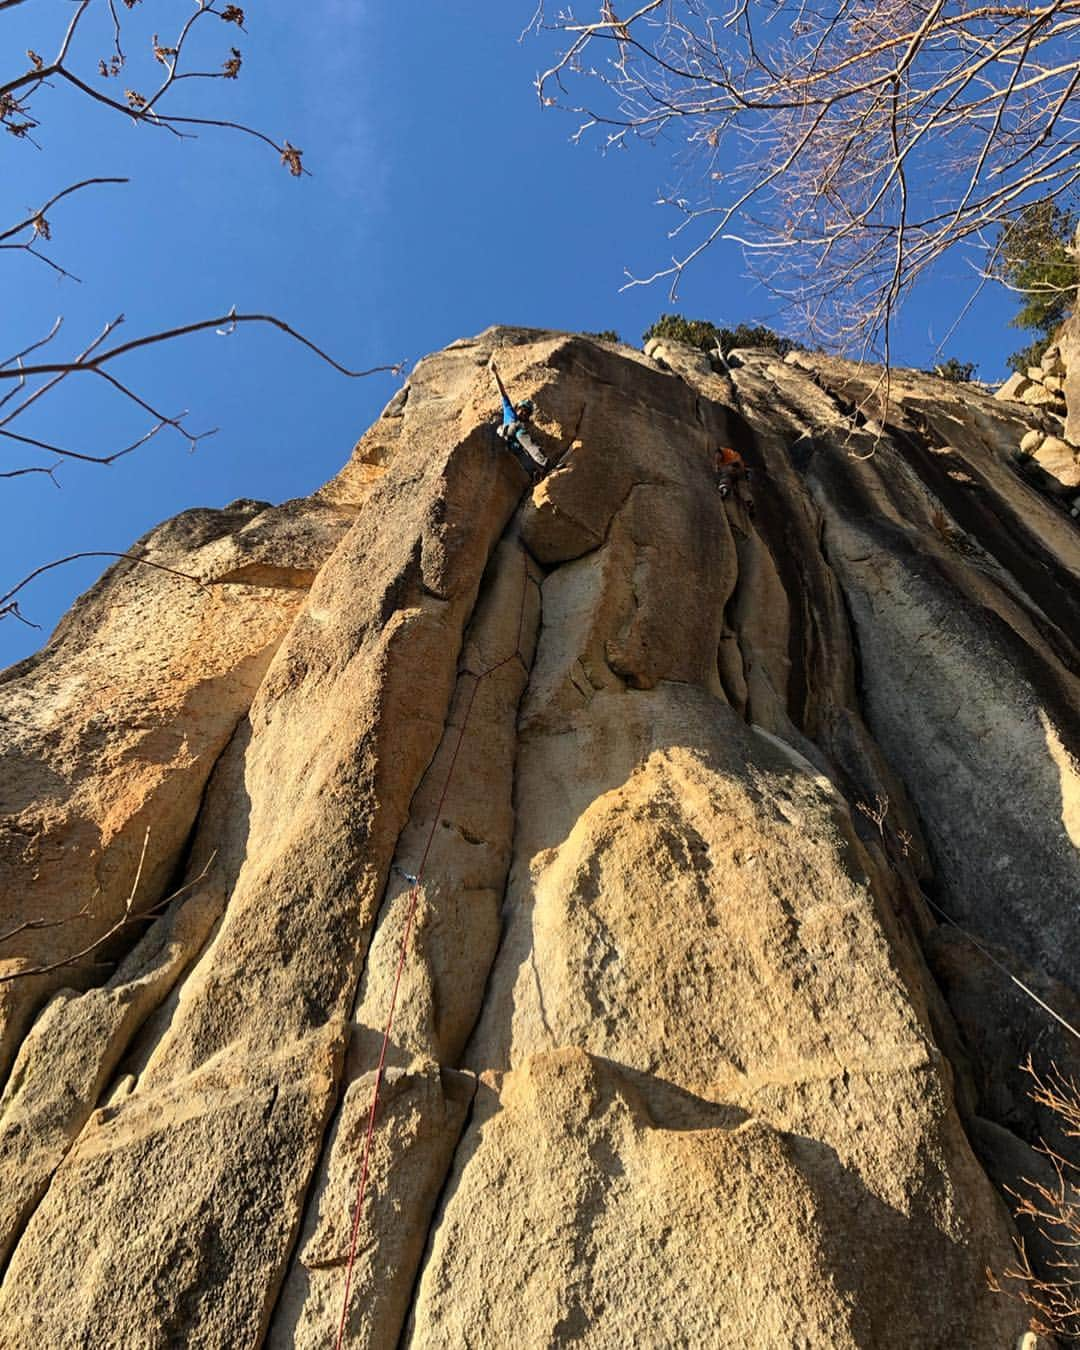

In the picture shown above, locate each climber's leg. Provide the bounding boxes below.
[742,467,756,516]
[495,422,547,479]
[514,426,548,472]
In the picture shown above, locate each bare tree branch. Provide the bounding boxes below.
[1,3,404,490]
[0,551,209,628]
[0,312,403,477]
[2,1,298,167]
[0,462,61,486]
[0,905,90,946]
[0,1,406,658]
[0,419,179,466]
[0,176,128,247]
[1,312,405,383]
[532,0,1080,354]
[989,1057,1080,1340]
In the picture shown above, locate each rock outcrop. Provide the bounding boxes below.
[1062,311,1080,448]
[996,327,1080,497]
[1,326,1078,1347]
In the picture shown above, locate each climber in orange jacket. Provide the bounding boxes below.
[715,446,755,515]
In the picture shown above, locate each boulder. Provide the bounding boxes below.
[1040,344,1064,376]
[994,372,1031,401]
[1018,428,1043,454]
[1063,313,1080,442]
[1020,381,1063,407]
[1033,434,1080,487]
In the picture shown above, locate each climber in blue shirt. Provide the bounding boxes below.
[491,363,548,477]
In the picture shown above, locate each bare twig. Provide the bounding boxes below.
[0,833,218,984]
[0,176,128,246]
[2,1,299,168]
[0,551,208,626]
[0,419,177,466]
[857,793,890,837]
[0,905,91,946]
[989,1058,1080,1339]
[0,313,402,477]
[0,462,61,486]
[0,316,63,375]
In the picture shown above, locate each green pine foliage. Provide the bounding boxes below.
[998,201,1077,373]
[642,313,799,357]
[643,314,726,350]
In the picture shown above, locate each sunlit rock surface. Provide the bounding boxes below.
[2,326,1078,1347]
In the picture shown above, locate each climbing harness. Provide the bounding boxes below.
[333,554,535,1350]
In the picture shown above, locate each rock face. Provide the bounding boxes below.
[996,324,1080,500]
[1,327,1079,1346]
[1062,313,1080,446]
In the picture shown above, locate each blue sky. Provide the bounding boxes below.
[1,2,1024,667]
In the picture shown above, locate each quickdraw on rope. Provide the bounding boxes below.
[333,552,534,1350]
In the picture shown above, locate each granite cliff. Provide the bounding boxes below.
[1,326,1078,1347]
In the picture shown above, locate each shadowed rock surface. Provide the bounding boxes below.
[1,326,1078,1346]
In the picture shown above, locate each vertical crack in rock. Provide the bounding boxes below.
[391,1068,481,1350]
[405,336,1041,1347]
[805,426,1080,986]
[0,711,260,1277]
[0,338,531,1348]
[0,567,312,1089]
[265,512,543,1349]
[747,352,1080,1205]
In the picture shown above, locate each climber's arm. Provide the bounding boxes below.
[491,363,517,426]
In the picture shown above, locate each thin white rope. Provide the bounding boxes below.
[923,892,1080,1043]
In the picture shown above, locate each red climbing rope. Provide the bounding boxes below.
[333,554,533,1349]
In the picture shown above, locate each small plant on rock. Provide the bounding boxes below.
[988,1059,1080,1343]
[933,357,977,383]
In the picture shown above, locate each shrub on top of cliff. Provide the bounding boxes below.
[998,201,1078,374]
[932,358,977,383]
[642,314,800,359]
[583,329,621,343]
[643,315,725,352]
